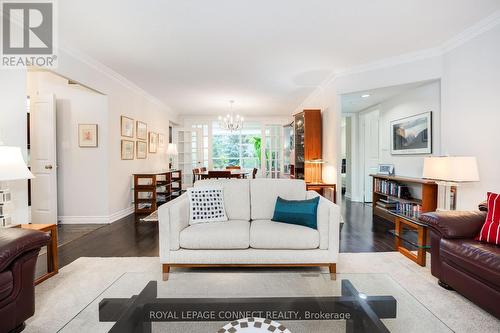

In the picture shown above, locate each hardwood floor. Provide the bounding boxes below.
[35,198,397,276]
[339,198,396,252]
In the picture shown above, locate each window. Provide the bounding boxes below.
[212,122,261,169]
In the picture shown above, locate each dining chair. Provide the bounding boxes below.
[200,167,207,172]
[208,170,232,179]
[252,168,258,179]
[192,168,200,183]
[226,166,241,170]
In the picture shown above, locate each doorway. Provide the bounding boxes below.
[359,109,380,203]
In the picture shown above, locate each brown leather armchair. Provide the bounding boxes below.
[0,228,50,333]
[419,203,500,319]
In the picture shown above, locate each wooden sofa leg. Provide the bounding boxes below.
[329,263,336,274]
[162,264,170,281]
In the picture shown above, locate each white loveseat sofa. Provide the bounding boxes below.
[158,178,340,276]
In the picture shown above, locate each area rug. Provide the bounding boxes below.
[25,253,499,333]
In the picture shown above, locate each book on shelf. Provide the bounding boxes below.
[394,202,422,218]
[376,201,397,209]
[374,178,411,199]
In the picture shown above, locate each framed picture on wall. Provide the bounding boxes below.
[137,141,147,159]
[136,121,147,140]
[391,112,432,155]
[121,140,134,160]
[149,132,158,153]
[158,133,165,150]
[121,116,134,137]
[78,124,98,147]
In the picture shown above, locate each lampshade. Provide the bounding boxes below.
[0,146,34,181]
[422,156,479,182]
[166,143,178,156]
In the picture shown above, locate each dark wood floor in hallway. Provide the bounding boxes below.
[35,198,396,276]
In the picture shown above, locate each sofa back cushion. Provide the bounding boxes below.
[250,179,306,220]
[195,179,250,220]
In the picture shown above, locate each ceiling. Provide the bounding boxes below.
[58,0,500,116]
[341,80,437,113]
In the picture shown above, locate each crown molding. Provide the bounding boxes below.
[58,43,177,115]
[295,9,500,109]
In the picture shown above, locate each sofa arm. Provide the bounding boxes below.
[306,191,340,256]
[0,228,50,272]
[158,193,189,259]
[419,211,486,239]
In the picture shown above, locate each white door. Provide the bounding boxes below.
[30,95,58,224]
[176,128,203,189]
[360,110,379,202]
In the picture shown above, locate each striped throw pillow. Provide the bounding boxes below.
[477,192,500,245]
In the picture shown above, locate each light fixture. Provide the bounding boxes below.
[218,100,244,132]
[166,143,178,170]
[361,94,370,98]
[423,156,479,210]
[0,146,34,227]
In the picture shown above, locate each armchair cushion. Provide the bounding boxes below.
[440,238,500,287]
[419,211,486,239]
[0,228,50,272]
[476,192,500,245]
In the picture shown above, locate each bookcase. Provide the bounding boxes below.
[133,170,182,214]
[371,174,437,224]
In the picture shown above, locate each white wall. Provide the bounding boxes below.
[50,47,178,222]
[441,24,500,209]
[297,19,500,210]
[27,71,110,220]
[370,81,441,178]
[0,70,29,224]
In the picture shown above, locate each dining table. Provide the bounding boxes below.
[199,169,250,179]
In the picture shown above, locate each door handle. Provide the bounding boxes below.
[45,165,53,170]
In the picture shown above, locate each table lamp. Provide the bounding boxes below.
[0,146,34,226]
[166,143,178,170]
[423,156,479,210]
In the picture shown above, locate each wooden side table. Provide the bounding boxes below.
[393,217,430,267]
[306,183,336,203]
[17,223,58,285]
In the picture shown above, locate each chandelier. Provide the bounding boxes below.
[218,100,243,132]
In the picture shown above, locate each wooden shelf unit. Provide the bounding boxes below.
[133,170,182,214]
[371,174,437,267]
[371,174,437,224]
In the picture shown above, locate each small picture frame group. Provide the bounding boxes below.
[120,115,165,159]
[78,124,98,147]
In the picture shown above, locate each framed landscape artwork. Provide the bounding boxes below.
[136,121,147,140]
[391,112,432,155]
[121,140,134,160]
[158,133,165,150]
[137,141,147,159]
[121,116,134,137]
[149,132,158,153]
[78,124,98,147]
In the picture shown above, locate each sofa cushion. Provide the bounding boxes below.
[187,186,227,224]
[195,179,250,220]
[250,220,319,249]
[0,270,13,302]
[180,220,250,249]
[250,179,306,220]
[440,238,500,287]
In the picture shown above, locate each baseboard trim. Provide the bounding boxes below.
[58,206,134,224]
